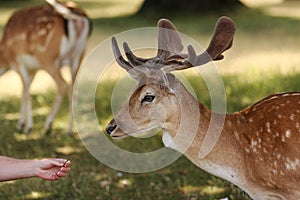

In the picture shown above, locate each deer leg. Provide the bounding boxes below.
[44,70,68,135]
[66,56,81,135]
[67,77,73,135]
[17,68,36,134]
[16,92,26,132]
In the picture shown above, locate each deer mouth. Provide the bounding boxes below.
[106,124,128,139]
[111,132,129,139]
[106,121,162,140]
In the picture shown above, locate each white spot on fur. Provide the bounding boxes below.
[285,130,291,138]
[36,29,55,52]
[251,139,257,148]
[290,93,300,96]
[277,154,281,160]
[234,131,240,141]
[285,158,300,171]
[272,169,278,175]
[263,148,268,153]
[258,138,262,144]
[281,135,285,142]
[227,120,232,127]
[266,122,271,133]
[282,93,290,97]
[259,156,264,161]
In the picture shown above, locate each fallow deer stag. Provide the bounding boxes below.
[0,0,92,134]
[106,17,300,199]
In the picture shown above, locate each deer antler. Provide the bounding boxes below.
[206,16,235,60]
[123,42,149,66]
[112,37,145,79]
[112,18,185,69]
[156,18,184,60]
[180,16,235,69]
[111,37,134,71]
[112,17,235,75]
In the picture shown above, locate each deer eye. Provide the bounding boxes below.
[141,95,155,104]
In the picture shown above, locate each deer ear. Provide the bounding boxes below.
[157,19,184,60]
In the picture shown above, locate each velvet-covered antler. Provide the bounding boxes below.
[111,16,235,75]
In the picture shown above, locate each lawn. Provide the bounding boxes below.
[0,0,299,199]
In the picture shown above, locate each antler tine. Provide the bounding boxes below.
[123,42,149,66]
[190,16,235,67]
[186,45,212,66]
[186,45,197,66]
[165,16,235,71]
[163,45,212,72]
[111,37,134,71]
[206,16,235,61]
[164,45,197,72]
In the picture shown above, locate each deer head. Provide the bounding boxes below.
[106,17,235,142]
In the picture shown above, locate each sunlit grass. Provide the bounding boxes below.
[241,0,284,7]
[14,132,44,142]
[55,146,83,155]
[180,184,227,196]
[242,0,300,19]
[25,191,52,199]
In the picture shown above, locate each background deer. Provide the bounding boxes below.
[106,17,300,199]
[0,0,92,134]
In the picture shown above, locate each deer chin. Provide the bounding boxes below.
[110,125,162,140]
[110,133,128,139]
[109,128,129,139]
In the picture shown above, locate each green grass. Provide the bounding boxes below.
[1,71,299,199]
[0,0,300,199]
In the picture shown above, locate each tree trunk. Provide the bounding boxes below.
[137,0,245,16]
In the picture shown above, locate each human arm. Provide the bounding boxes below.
[0,156,71,181]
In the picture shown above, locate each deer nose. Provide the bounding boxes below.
[106,124,117,135]
[106,119,117,135]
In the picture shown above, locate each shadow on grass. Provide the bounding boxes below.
[90,6,300,37]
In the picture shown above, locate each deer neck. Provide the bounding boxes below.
[162,80,246,186]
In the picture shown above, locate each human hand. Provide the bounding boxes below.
[35,158,71,181]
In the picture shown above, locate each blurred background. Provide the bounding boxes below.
[0,0,299,199]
